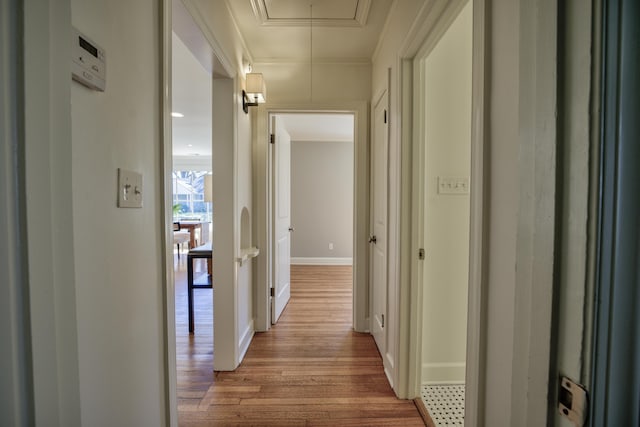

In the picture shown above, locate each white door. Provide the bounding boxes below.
[271,116,292,324]
[371,91,389,354]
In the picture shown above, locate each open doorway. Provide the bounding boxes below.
[268,112,356,325]
[170,26,214,416]
[411,2,472,424]
[266,109,364,326]
[167,0,239,418]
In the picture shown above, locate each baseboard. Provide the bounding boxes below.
[421,362,466,384]
[238,320,254,363]
[291,257,353,265]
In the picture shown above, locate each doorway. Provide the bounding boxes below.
[268,112,356,325]
[254,102,369,332]
[411,2,473,423]
[165,0,239,422]
[170,21,215,427]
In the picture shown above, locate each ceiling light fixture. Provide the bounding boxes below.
[171,112,184,118]
[242,73,266,114]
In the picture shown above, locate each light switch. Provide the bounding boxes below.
[117,168,143,208]
[438,176,470,195]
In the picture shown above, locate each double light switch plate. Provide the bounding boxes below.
[117,168,143,208]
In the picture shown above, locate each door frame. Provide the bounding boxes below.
[395,0,485,421]
[160,0,239,423]
[590,0,640,423]
[254,102,369,333]
[1,0,34,423]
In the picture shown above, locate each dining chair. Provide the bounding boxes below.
[173,222,190,258]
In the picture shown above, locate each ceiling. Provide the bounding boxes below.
[225,0,392,62]
[172,32,211,157]
[172,0,389,157]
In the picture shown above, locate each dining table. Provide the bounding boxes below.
[187,241,212,333]
[177,220,202,249]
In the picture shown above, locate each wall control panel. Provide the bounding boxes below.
[71,27,106,91]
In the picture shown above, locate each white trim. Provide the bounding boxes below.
[255,102,369,333]
[1,1,33,423]
[510,0,558,423]
[422,380,467,386]
[371,0,398,64]
[291,257,353,266]
[222,0,255,66]
[238,320,255,361]
[395,59,419,401]
[23,1,82,424]
[464,0,487,424]
[422,363,467,384]
[182,0,236,78]
[384,363,394,389]
[253,57,371,65]
[247,0,372,28]
[160,0,178,425]
[395,0,476,404]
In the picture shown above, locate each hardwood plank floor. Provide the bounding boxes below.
[176,260,424,426]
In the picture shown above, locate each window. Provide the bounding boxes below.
[172,171,211,222]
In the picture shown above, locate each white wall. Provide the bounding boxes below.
[71,1,166,425]
[21,1,82,425]
[483,0,559,424]
[421,2,472,384]
[257,62,371,104]
[250,20,372,331]
[482,1,520,423]
[291,140,353,263]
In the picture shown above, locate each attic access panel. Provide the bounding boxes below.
[251,0,371,27]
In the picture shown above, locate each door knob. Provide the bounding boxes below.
[369,235,377,244]
[288,227,295,232]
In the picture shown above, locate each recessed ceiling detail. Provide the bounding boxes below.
[250,0,371,27]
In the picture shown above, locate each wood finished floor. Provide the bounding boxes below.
[175,258,424,426]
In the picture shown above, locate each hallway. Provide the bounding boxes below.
[176,263,424,426]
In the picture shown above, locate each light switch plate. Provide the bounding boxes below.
[438,176,470,195]
[117,168,143,208]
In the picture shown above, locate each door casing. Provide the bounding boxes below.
[255,103,369,334]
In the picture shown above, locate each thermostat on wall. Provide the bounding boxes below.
[71,27,106,91]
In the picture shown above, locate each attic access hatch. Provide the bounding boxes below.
[250,0,371,27]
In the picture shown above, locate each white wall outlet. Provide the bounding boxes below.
[328,243,334,250]
[117,168,143,208]
[438,176,470,195]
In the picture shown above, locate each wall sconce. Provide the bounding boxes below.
[243,73,266,114]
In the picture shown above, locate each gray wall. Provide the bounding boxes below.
[291,140,353,261]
